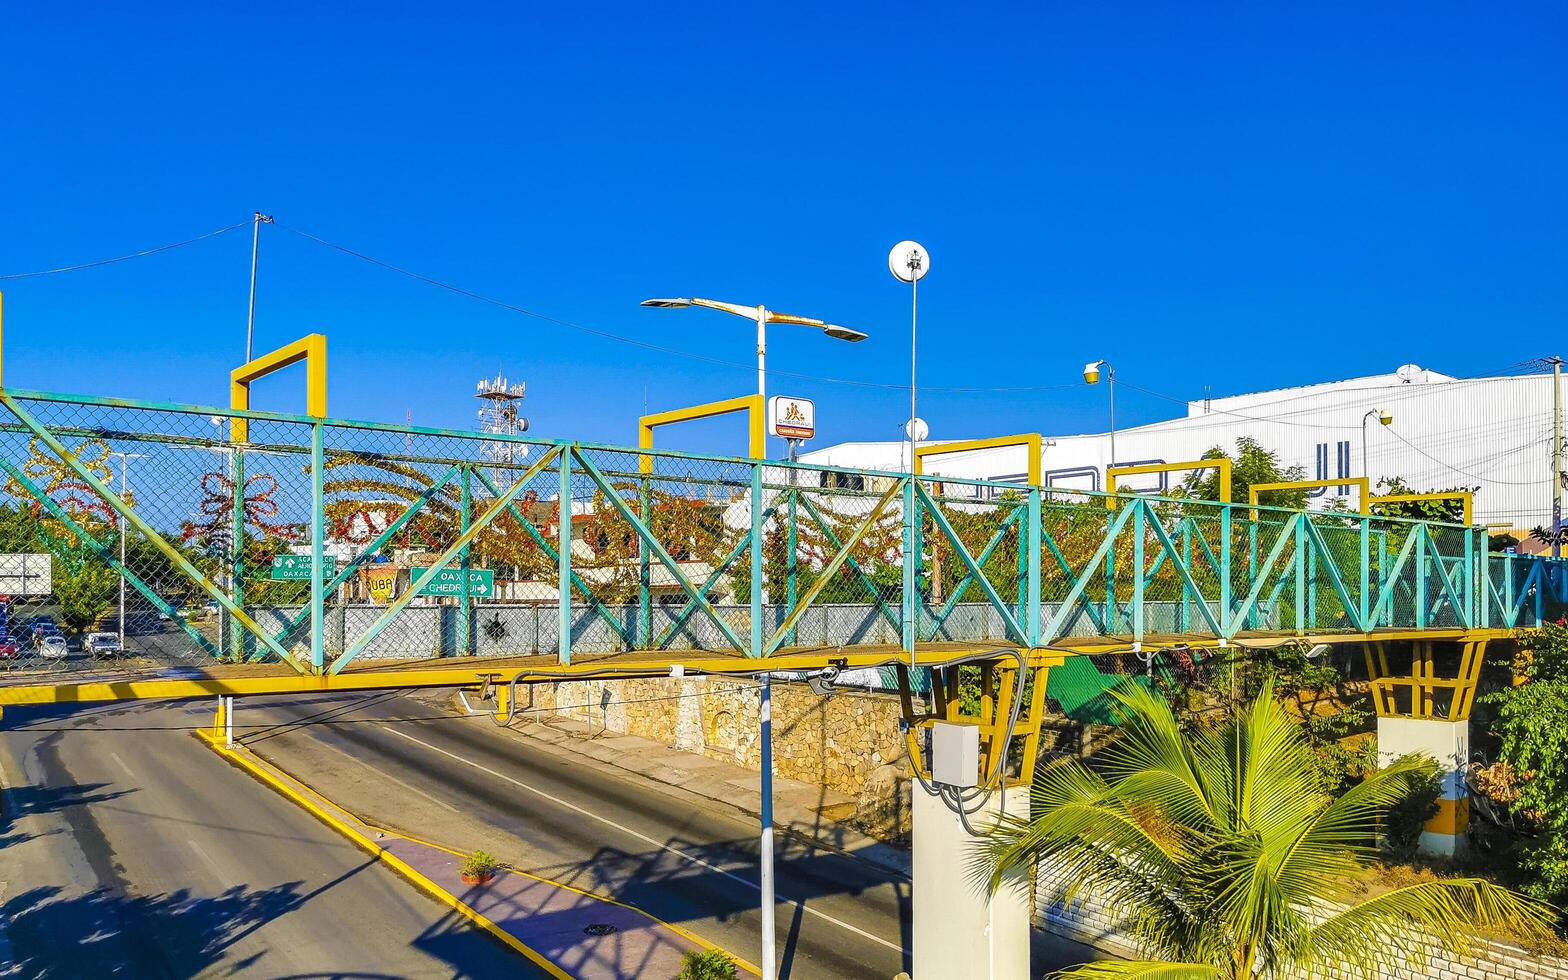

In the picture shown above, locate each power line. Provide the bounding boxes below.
[279,222,1090,395]
[0,220,250,281]
[1384,426,1550,486]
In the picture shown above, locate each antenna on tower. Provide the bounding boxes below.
[475,372,530,479]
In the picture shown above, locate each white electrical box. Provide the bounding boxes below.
[930,721,980,788]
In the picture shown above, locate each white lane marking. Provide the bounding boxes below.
[186,839,228,883]
[109,752,135,779]
[381,726,902,954]
[356,758,460,813]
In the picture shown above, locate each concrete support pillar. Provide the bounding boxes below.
[1377,715,1469,857]
[913,788,1029,980]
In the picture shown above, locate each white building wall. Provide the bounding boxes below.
[802,366,1556,530]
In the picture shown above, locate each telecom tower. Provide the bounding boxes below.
[475,372,529,476]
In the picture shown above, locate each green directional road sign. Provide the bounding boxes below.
[413,567,494,597]
[270,554,338,580]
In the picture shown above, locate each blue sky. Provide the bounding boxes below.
[1,3,1564,457]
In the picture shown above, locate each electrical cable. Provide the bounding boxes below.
[279,221,1091,396]
[0,220,250,280]
[1384,427,1552,487]
[890,644,1065,835]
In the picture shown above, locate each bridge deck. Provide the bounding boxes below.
[0,627,1507,709]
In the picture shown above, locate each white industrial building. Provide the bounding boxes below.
[802,364,1559,532]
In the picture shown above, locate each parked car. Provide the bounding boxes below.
[38,635,67,660]
[85,632,122,658]
[0,634,19,660]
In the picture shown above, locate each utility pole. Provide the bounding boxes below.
[245,212,275,361]
[1553,357,1564,558]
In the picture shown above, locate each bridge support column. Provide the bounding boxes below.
[1364,639,1485,858]
[1377,715,1469,857]
[913,787,1029,980]
[496,683,511,722]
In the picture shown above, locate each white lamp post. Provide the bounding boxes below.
[639,295,865,980]
[889,241,930,473]
[1084,360,1116,470]
[1362,408,1393,482]
[639,297,865,458]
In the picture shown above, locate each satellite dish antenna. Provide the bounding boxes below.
[905,417,929,441]
[888,241,930,283]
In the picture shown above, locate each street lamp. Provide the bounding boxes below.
[108,451,146,653]
[640,295,864,980]
[1362,409,1393,481]
[1084,360,1116,469]
[639,297,867,456]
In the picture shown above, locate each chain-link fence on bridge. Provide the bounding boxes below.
[0,390,1562,683]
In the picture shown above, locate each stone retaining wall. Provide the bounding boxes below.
[512,675,910,804]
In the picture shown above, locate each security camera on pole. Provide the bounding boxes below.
[889,241,930,473]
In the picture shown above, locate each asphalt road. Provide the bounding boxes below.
[231,689,1104,980]
[0,698,545,979]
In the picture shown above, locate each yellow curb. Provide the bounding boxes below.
[196,730,572,980]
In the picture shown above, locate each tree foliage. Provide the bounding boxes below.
[1178,437,1308,511]
[1481,622,1568,908]
[1370,475,1475,525]
[985,683,1552,979]
[1156,644,1379,796]
[55,561,118,633]
[582,485,739,603]
[675,949,738,980]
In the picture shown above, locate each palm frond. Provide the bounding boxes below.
[1293,878,1557,977]
[1232,678,1324,832]
[1097,683,1226,830]
[1273,753,1440,903]
[984,797,1186,893]
[1038,844,1197,958]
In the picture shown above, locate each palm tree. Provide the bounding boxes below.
[984,681,1555,979]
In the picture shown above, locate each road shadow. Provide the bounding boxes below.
[526,833,911,979]
[2,881,309,979]
[0,780,131,851]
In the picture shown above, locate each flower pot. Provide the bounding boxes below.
[461,871,495,884]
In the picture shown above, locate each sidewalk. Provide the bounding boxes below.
[200,728,751,979]
[451,691,915,880]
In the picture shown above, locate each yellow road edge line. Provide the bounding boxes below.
[194,729,572,980]
[197,729,760,978]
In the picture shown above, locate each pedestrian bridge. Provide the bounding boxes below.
[0,333,1564,780]
[0,381,1558,686]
